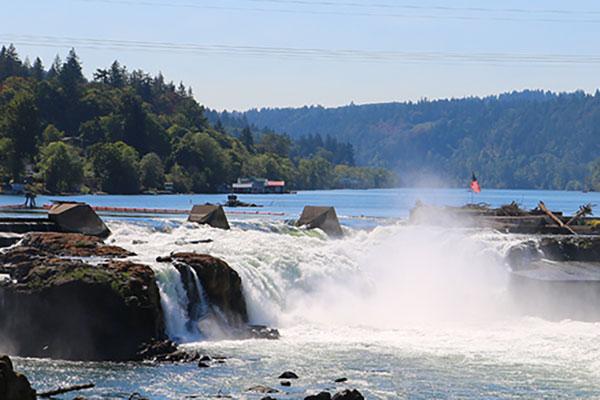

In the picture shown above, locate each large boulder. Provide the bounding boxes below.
[296,206,343,237]
[159,252,248,326]
[48,202,110,238]
[188,205,230,230]
[0,355,35,400]
[0,233,165,361]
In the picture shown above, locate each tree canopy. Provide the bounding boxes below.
[0,45,395,194]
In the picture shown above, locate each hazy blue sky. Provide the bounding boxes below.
[4,0,600,110]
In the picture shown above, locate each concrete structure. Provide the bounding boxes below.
[188,205,230,230]
[48,202,111,238]
[296,206,343,237]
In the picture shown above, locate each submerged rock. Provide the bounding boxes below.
[0,355,36,400]
[0,233,165,361]
[246,385,279,394]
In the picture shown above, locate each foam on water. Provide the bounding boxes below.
[15,216,600,398]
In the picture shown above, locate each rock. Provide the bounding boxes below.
[48,202,110,238]
[278,371,299,379]
[135,340,178,361]
[334,378,348,383]
[261,397,277,400]
[244,325,280,340]
[167,252,248,326]
[199,355,211,362]
[332,389,364,400]
[246,385,279,394]
[305,392,332,400]
[280,380,291,386]
[0,240,165,360]
[18,232,135,258]
[296,206,343,237]
[197,361,210,368]
[0,355,36,400]
[188,205,230,230]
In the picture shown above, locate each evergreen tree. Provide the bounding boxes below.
[31,57,45,80]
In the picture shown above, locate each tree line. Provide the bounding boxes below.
[0,45,396,194]
[241,90,600,191]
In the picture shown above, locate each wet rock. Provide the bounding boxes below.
[332,389,364,400]
[197,361,210,368]
[260,397,277,400]
[278,371,299,379]
[244,325,280,340]
[280,380,291,386]
[246,385,279,394]
[199,355,211,362]
[334,378,348,383]
[168,252,248,326]
[0,255,165,360]
[305,392,332,400]
[0,355,36,400]
[135,340,178,361]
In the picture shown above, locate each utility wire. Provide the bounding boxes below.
[74,0,600,24]
[2,34,600,66]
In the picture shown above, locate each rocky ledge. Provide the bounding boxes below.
[0,355,35,400]
[0,232,165,361]
[157,252,280,340]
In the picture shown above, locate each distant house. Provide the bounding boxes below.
[232,178,286,194]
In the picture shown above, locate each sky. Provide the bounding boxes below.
[3,0,600,110]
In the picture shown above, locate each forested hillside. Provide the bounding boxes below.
[0,45,395,194]
[240,91,600,190]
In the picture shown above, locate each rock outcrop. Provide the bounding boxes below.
[158,252,248,326]
[0,233,165,361]
[0,355,36,400]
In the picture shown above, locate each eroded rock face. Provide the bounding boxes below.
[0,355,36,400]
[0,233,164,361]
[159,252,248,326]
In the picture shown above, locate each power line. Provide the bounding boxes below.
[73,0,600,24]
[2,33,600,67]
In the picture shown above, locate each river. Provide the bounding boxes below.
[5,188,600,399]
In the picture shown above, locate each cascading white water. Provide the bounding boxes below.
[107,218,533,340]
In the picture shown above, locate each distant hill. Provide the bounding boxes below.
[237,90,600,190]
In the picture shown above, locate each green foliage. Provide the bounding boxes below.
[0,45,395,193]
[167,163,191,193]
[37,141,84,193]
[139,152,165,190]
[240,91,600,190]
[42,124,65,145]
[91,141,140,194]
